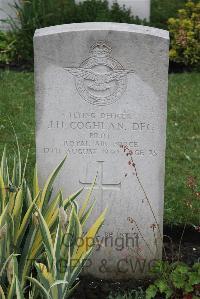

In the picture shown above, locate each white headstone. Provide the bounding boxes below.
[34,22,169,279]
[0,0,17,31]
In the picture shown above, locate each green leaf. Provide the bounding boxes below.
[33,164,40,199]
[34,263,52,294]
[62,245,71,293]
[53,221,61,273]
[0,285,6,299]
[188,272,200,286]
[165,288,173,299]
[171,275,185,289]
[8,213,15,245]
[68,247,93,290]
[12,189,23,237]
[80,199,96,226]
[155,279,173,298]
[7,278,16,299]
[14,126,22,187]
[7,256,18,299]
[12,156,17,187]
[16,193,40,248]
[49,280,68,292]
[0,203,9,227]
[39,156,66,212]
[79,175,97,219]
[72,208,106,262]
[1,146,9,185]
[19,227,37,286]
[63,281,80,299]
[21,149,29,184]
[0,253,17,278]
[0,171,6,211]
[24,182,33,207]
[176,264,190,274]
[44,193,61,226]
[184,282,194,294]
[146,285,158,299]
[63,188,83,209]
[193,262,200,275]
[61,206,82,260]
[170,263,190,289]
[34,205,56,272]
[155,279,169,293]
[27,277,50,299]
[15,276,25,299]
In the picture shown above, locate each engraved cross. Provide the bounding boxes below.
[79,161,121,200]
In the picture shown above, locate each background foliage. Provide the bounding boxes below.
[0,0,199,69]
[150,0,199,29]
[168,1,200,69]
[3,0,144,66]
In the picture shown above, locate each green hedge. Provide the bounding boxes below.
[151,0,188,29]
[168,1,200,69]
[1,0,144,67]
[150,0,199,29]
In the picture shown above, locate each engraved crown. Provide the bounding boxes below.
[90,41,112,57]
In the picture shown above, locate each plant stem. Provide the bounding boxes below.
[133,165,167,259]
[178,223,186,261]
[133,220,155,257]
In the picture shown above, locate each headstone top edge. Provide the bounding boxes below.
[34,22,169,40]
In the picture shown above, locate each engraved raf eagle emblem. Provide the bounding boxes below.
[65,68,131,91]
[65,41,134,106]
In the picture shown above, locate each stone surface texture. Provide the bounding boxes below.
[0,0,17,31]
[34,22,169,279]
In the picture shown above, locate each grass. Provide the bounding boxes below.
[165,72,200,225]
[0,70,199,225]
[0,70,35,184]
[108,289,146,299]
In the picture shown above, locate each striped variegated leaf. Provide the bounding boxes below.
[60,206,82,259]
[38,157,66,212]
[0,285,6,299]
[15,276,25,299]
[27,277,50,299]
[12,190,23,241]
[78,175,97,219]
[80,199,97,226]
[0,170,6,211]
[16,193,40,248]
[34,206,56,272]
[1,146,9,185]
[33,165,40,199]
[35,263,54,293]
[72,208,107,262]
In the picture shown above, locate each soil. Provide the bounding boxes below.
[0,63,33,72]
[72,226,200,299]
[168,61,195,73]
